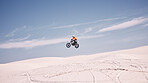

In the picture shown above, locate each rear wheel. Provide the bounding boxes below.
[66,43,71,48]
[75,44,79,48]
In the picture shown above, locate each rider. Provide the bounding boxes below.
[71,35,77,44]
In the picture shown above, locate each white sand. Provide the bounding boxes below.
[0,46,148,83]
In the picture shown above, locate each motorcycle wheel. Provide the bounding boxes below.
[75,44,79,48]
[66,43,71,48]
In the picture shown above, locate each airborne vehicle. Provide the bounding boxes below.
[66,35,79,48]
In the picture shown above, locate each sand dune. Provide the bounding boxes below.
[0,46,148,83]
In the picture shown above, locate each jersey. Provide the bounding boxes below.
[72,37,77,40]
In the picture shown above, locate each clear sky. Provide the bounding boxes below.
[0,0,148,63]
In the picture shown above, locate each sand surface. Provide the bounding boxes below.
[0,46,148,83]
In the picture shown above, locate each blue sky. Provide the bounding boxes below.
[0,0,148,63]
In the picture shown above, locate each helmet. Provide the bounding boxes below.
[72,35,75,37]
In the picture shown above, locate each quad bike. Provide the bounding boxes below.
[66,39,79,48]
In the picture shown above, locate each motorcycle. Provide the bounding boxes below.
[66,39,79,48]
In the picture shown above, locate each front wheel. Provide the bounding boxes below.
[66,43,71,48]
[75,44,79,48]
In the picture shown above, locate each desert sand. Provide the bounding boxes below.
[0,46,148,83]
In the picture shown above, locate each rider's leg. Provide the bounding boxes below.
[75,40,77,43]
